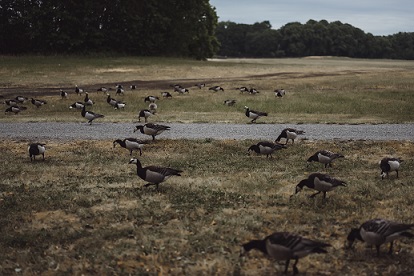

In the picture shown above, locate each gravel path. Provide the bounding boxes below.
[0,122,413,141]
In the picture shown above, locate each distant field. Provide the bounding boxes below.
[1,56,414,123]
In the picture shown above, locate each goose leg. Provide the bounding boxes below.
[388,241,394,255]
[309,191,321,198]
[292,258,299,275]
[284,259,290,274]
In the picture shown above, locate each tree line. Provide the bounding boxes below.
[1,1,413,60]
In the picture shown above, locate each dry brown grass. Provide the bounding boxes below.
[1,138,413,275]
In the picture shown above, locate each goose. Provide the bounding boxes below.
[31,98,47,108]
[195,83,206,89]
[347,218,414,256]
[116,87,125,95]
[275,128,305,144]
[84,92,94,106]
[75,85,83,95]
[144,96,159,103]
[248,141,286,158]
[130,85,137,90]
[291,173,346,199]
[81,105,104,124]
[380,157,402,179]
[138,109,152,123]
[5,106,27,114]
[128,158,182,189]
[134,123,170,140]
[307,150,344,168]
[97,87,108,93]
[113,138,145,156]
[209,85,224,92]
[15,96,28,103]
[241,232,331,275]
[236,86,249,93]
[161,92,172,98]
[275,89,286,97]
[4,99,19,106]
[114,102,126,109]
[106,94,118,107]
[149,103,157,114]
[175,87,189,94]
[249,88,260,94]
[69,102,85,109]
[170,84,183,90]
[28,143,46,161]
[60,89,68,99]
[224,99,236,106]
[244,106,267,123]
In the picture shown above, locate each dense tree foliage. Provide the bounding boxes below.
[216,20,414,60]
[0,0,219,59]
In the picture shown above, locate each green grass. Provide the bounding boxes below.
[0,139,413,274]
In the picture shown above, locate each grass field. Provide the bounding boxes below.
[1,56,414,275]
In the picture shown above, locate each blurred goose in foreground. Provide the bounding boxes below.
[31,98,47,108]
[81,105,104,124]
[69,101,85,109]
[244,106,267,123]
[241,232,331,275]
[134,123,170,140]
[291,173,346,199]
[307,150,344,168]
[5,106,27,114]
[275,128,305,144]
[138,109,152,123]
[248,141,286,158]
[28,143,46,161]
[128,158,183,189]
[113,138,145,156]
[275,89,286,97]
[148,103,157,114]
[347,218,414,256]
[380,157,402,179]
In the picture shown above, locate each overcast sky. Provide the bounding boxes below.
[209,0,413,36]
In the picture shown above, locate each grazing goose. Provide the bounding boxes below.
[144,96,159,103]
[275,89,286,97]
[128,158,182,189]
[209,85,224,92]
[275,128,305,144]
[249,88,260,94]
[81,105,104,124]
[31,98,47,108]
[380,157,402,179]
[75,85,83,95]
[195,83,206,89]
[347,218,414,256]
[236,86,249,93]
[161,91,172,98]
[97,87,108,93]
[69,101,85,109]
[130,85,137,90]
[116,87,125,95]
[224,99,236,106]
[248,141,286,158]
[84,92,94,106]
[138,109,152,123]
[307,150,344,168]
[292,173,346,199]
[15,96,28,103]
[4,99,18,106]
[134,123,170,140]
[113,138,145,156]
[5,106,27,114]
[241,232,331,275]
[175,87,189,94]
[60,89,68,99]
[244,106,267,123]
[28,143,46,161]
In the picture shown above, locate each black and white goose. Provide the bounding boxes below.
[248,141,286,158]
[128,158,183,189]
[69,101,85,109]
[60,89,68,99]
[275,128,305,144]
[236,86,249,93]
[75,85,83,96]
[161,91,172,98]
[224,99,236,106]
[275,89,286,97]
[249,88,260,94]
[4,99,18,106]
[116,87,125,95]
[97,87,108,93]
[5,106,27,114]
[195,83,206,89]
[241,232,331,275]
[81,105,104,124]
[307,150,344,168]
[84,92,94,106]
[291,173,347,199]
[209,85,224,92]
[113,138,146,156]
[347,218,414,256]
[15,96,28,103]
[380,157,402,179]
[138,109,153,123]
[106,94,118,107]
[175,87,189,94]
[31,98,47,108]
[144,96,159,103]
[244,106,267,123]
[134,123,170,140]
[28,143,46,161]
[130,85,137,90]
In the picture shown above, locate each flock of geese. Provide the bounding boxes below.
[4,82,412,274]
